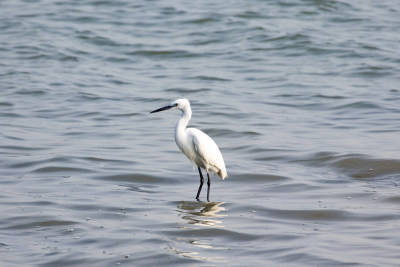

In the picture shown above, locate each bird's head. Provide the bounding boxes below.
[150,99,190,113]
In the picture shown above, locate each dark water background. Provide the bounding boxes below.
[1,0,400,266]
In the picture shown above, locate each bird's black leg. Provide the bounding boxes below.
[196,167,204,201]
[206,171,211,202]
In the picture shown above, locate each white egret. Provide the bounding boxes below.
[150,99,227,202]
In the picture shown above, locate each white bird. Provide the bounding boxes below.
[150,99,227,202]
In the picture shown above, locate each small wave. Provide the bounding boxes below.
[204,128,262,138]
[0,101,13,107]
[3,218,77,230]
[162,228,261,242]
[127,50,199,59]
[96,173,179,184]
[328,100,384,114]
[15,89,47,96]
[32,166,96,174]
[77,33,123,47]
[312,94,347,100]
[185,75,231,82]
[297,152,400,179]
[183,17,220,24]
[165,87,212,93]
[231,173,290,183]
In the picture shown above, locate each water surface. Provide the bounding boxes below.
[1,0,400,266]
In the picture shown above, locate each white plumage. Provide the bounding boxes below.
[150,99,227,202]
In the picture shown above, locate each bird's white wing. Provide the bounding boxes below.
[188,128,227,179]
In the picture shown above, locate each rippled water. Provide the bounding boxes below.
[1,0,400,266]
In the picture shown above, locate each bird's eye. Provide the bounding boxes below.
[175,103,178,107]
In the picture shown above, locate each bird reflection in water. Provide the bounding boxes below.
[169,201,228,263]
[177,201,226,227]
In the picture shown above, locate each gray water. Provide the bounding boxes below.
[1,0,400,266]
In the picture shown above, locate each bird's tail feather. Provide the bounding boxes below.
[218,169,228,180]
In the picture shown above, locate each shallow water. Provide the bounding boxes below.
[1,0,400,266]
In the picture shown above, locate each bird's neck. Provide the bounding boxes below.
[175,107,192,135]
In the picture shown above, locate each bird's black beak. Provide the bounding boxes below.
[150,105,173,114]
